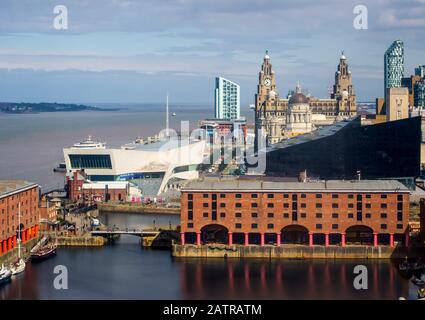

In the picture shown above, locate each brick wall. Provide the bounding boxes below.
[181,190,409,236]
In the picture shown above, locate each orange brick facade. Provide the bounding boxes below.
[180,186,410,247]
[0,183,39,256]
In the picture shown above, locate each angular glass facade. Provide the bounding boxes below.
[415,65,425,78]
[214,77,240,120]
[265,116,422,180]
[69,154,112,169]
[384,40,404,90]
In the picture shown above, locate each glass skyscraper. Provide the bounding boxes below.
[415,65,425,78]
[414,80,425,108]
[214,77,240,120]
[384,40,404,90]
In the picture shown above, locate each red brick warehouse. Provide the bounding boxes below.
[0,180,40,256]
[180,177,410,247]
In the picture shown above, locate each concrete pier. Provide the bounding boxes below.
[172,244,422,259]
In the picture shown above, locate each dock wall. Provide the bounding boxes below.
[0,238,38,265]
[98,203,180,215]
[172,244,423,259]
[53,236,106,247]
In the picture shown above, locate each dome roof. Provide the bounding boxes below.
[289,92,309,104]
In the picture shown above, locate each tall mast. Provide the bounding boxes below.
[166,93,169,138]
[18,202,21,259]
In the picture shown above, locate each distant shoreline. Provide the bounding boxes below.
[0,102,120,114]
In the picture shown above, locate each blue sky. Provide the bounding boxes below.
[0,0,424,105]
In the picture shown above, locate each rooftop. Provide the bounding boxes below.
[265,117,354,152]
[182,177,409,193]
[122,138,202,151]
[0,180,38,198]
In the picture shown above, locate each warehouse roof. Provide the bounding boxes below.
[0,180,38,198]
[182,177,409,193]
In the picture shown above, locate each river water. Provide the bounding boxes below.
[0,212,418,300]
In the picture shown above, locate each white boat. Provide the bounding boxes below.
[10,203,25,275]
[172,112,176,116]
[72,136,106,149]
[10,258,25,275]
[0,264,12,285]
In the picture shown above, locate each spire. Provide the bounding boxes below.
[166,92,169,138]
[296,81,301,93]
[341,50,346,60]
[264,50,270,60]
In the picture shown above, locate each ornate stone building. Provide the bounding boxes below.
[255,51,357,145]
[284,83,313,137]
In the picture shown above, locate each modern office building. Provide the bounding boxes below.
[0,180,39,256]
[264,116,424,180]
[214,77,240,120]
[415,65,425,78]
[401,75,422,106]
[180,176,410,247]
[414,80,425,108]
[384,40,404,92]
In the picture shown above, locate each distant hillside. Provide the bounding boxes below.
[0,102,119,113]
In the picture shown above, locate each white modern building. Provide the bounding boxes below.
[63,136,207,197]
[214,76,240,120]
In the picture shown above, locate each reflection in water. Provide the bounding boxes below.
[178,259,411,300]
[0,212,415,300]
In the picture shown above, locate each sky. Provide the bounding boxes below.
[0,0,424,106]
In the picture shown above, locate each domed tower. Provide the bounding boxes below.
[285,83,312,137]
[331,51,357,116]
[255,50,278,115]
[255,50,281,145]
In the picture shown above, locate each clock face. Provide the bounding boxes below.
[264,78,271,87]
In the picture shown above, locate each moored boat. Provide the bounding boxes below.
[0,264,12,286]
[11,202,26,275]
[10,258,26,275]
[30,243,57,262]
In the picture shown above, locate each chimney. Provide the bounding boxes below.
[298,170,307,183]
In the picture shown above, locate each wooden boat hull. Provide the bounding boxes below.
[31,247,57,262]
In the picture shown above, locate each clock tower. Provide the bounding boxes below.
[255,50,277,114]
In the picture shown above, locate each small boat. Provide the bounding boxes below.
[172,112,177,116]
[10,258,26,275]
[53,162,66,172]
[0,264,12,286]
[30,243,57,262]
